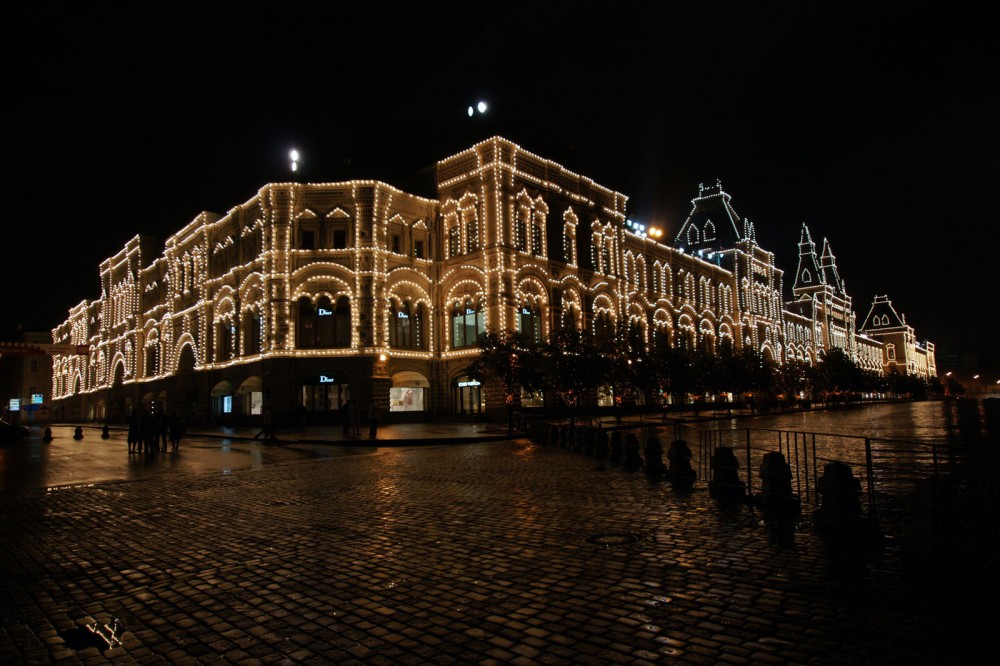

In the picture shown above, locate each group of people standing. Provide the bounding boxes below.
[127,411,183,453]
[339,399,379,439]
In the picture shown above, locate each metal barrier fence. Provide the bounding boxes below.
[526,415,999,565]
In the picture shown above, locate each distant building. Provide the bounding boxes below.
[0,330,54,425]
[49,136,936,425]
[859,295,937,380]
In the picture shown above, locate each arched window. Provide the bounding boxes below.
[297,297,316,348]
[448,225,461,258]
[334,296,351,347]
[451,298,485,348]
[391,300,426,350]
[517,301,543,344]
[515,207,528,252]
[563,214,578,265]
[243,310,262,355]
[298,296,350,348]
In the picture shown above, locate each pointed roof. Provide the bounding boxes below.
[860,295,905,332]
[792,223,823,292]
[819,238,846,295]
[673,180,744,253]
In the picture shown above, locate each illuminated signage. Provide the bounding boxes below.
[319,375,335,383]
[318,308,333,316]
[9,398,20,411]
[457,380,481,387]
[31,394,44,405]
[397,311,409,318]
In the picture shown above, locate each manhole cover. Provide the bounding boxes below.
[585,532,639,547]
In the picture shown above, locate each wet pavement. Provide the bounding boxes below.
[0,420,992,664]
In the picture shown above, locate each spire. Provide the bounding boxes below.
[792,223,823,292]
[819,238,845,295]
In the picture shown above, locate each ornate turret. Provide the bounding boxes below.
[819,238,846,295]
[792,223,823,292]
[673,179,744,253]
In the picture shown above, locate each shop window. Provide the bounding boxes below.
[451,298,485,348]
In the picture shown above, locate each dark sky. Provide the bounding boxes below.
[3,1,997,368]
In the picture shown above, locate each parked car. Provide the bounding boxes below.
[0,419,31,444]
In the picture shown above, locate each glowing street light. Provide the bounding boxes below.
[289,149,301,173]
[468,100,488,117]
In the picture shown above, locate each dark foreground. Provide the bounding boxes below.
[0,437,990,665]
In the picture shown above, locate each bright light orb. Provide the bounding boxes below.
[477,101,488,113]
[289,149,300,162]
[467,106,474,117]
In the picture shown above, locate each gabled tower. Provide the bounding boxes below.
[784,223,856,362]
[673,179,744,254]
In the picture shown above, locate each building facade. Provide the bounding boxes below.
[49,137,936,425]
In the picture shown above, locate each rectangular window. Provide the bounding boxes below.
[333,229,347,249]
[29,360,37,372]
[414,240,424,258]
[391,234,401,253]
[301,230,315,249]
[448,226,461,257]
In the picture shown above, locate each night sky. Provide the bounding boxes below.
[3,2,997,368]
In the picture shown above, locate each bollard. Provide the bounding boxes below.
[815,461,871,537]
[709,446,746,502]
[643,434,666,478]
[624,433,643,471]
[753,451,800,518]
[667,439,696,489]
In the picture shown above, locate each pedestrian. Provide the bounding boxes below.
[127,412,140,453]
[255,407,274,440]
[367,402,379,439]
[158,413,170,451]
[169,414,184,451]
[140,411,155,453]
[350,400,361,437]
[341,399,351,436]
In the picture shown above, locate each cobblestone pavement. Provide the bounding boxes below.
[0,437,990,665]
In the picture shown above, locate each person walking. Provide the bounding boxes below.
[367,402,379,439]
[127,412,140,453]
[169,414,184,451]
[349,400,361,438]
[341,399,351,437]
[255,407,274,440]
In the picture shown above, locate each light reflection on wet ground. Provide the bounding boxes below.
[0,425,377,491]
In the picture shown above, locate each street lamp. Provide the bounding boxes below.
[289,149,301,173]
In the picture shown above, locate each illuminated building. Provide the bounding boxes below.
[859,295,937,380]
[49,137,936,424]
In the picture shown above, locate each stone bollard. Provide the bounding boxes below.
[73,426,84,440]
[815,461,868,535]
[667,439,696,489]
[101,424,111,439]
[643,435,666,477]
[709,446,746,502]
[753,451,800,518]
[624,433,643,471]
[594,430,610,460]
[609,431,624,464]
[43,427,53,443]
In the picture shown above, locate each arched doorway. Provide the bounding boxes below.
[210,380,234,423]
[389,371,429,416]
[237,376,263,417]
